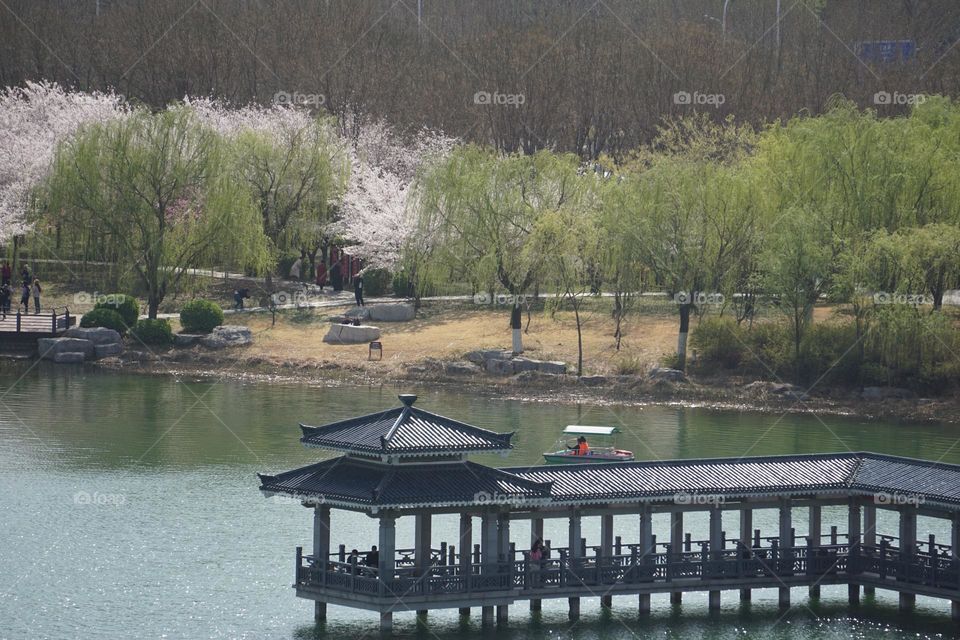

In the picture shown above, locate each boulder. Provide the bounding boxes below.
[64,326,122,345]
[578,375,608,386]
[94,342,124,358]
[465,349,513,365]
[484,358,515,376]
[53,351,86,364]
[368,303,416,322]
[861,386,885,401]
[534,360,568,375]
[38,337,94,361]
[201,325,254,349]
[344,307,372,321]
[323,324,381,344]
[648,367,686,383]
[444,361,481,376]
[173,333,204,347]
[511,357,542,373]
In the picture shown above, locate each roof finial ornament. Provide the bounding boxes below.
[398,394,417,407]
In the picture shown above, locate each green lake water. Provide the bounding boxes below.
[1,361,959,639]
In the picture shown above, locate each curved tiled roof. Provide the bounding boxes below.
[261,452,960,512]
[299,398,513,456]
[258,457,552,509]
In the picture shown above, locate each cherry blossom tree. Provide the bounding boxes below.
[0,81,125,264]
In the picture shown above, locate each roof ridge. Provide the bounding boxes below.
[382,406,410,447]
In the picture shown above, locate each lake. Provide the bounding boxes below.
[1,361,958,639]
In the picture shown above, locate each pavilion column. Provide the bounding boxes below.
[670,511,684,605]
[378,513,396,633]
[600,513,614,608]
[848,499,861,606]
[952,513,960,621]
[458,514,472,617]
[808,504,822,599]
[414,512,432,618]
[480,512,497,626]
[568,510,583,620]
[638,505,653,614]
[497,513,510,625]
[778,499,792,609]
[530,516,544,612]
[863,503,877,597]
[709,505,723,610]
[313,505,331,622]
[899,506,917,612]
[739,506,753,602]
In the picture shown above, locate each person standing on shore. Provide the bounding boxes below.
[31,278,42,314]
[19,281,30,313]
[0,282,10,319]
[354,272,364,307]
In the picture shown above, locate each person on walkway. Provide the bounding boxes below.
[19,282,30,313]
[315,261,327,289]
[568,436,589,456]
[233,287,249,310]
[1,261,10,285]
[330,261,343,292]
[20,265,30,286]
[530,538,545,562]
[31,278,41,314]
[364,545,379,568]
[0,282,10,318]
[347,549,360,571]
[354,273,364,307]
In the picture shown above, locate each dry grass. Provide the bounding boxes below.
[239,303,682,376]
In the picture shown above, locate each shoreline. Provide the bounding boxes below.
[90,351,959,425]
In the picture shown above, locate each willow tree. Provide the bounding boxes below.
[44,106,270,317]
[229,116,347,286]
[412,145,583,351]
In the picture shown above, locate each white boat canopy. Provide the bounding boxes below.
[563,425,620,436]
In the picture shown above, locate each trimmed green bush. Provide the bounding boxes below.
[94,293,139,328]
[80,308,128,335]
[363,268,392,297]
[180,299,224,333]
[131,318,173,345]
[691,316,745,369]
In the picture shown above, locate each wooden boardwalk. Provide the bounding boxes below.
[0,309,76,354]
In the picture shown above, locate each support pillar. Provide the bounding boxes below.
[530,516,543,613]
[639,505,653,614]
[458,513,472,617]
[863,503,876,597]
[600,513,614,608]
[808,504,822,599]
[378,513,396,577]
[414,512,431,618]
[480,512,497,625]
[848,499,861,606]
[709,505,722,610]
[952,513,960,621]
[380,612,392,633]
[496,604,508,625]
[313,505,331,621]
[739,507,753,602]
[670,511,683,605]
[899,506,917,612]
[569,511,582,620]
[778,499,792,609]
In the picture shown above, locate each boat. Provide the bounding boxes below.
[542,425,635,464]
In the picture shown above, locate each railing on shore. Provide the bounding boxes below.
[294,537,960,599]
[0,307,74,335]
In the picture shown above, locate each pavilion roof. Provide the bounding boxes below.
[299,395,513,457]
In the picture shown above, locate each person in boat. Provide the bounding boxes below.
[568,435,589,456]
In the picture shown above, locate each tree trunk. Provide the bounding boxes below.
[573,297,583,377]
[148,294,160,319]
[510,303,523,354]
[677,303,691,371]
